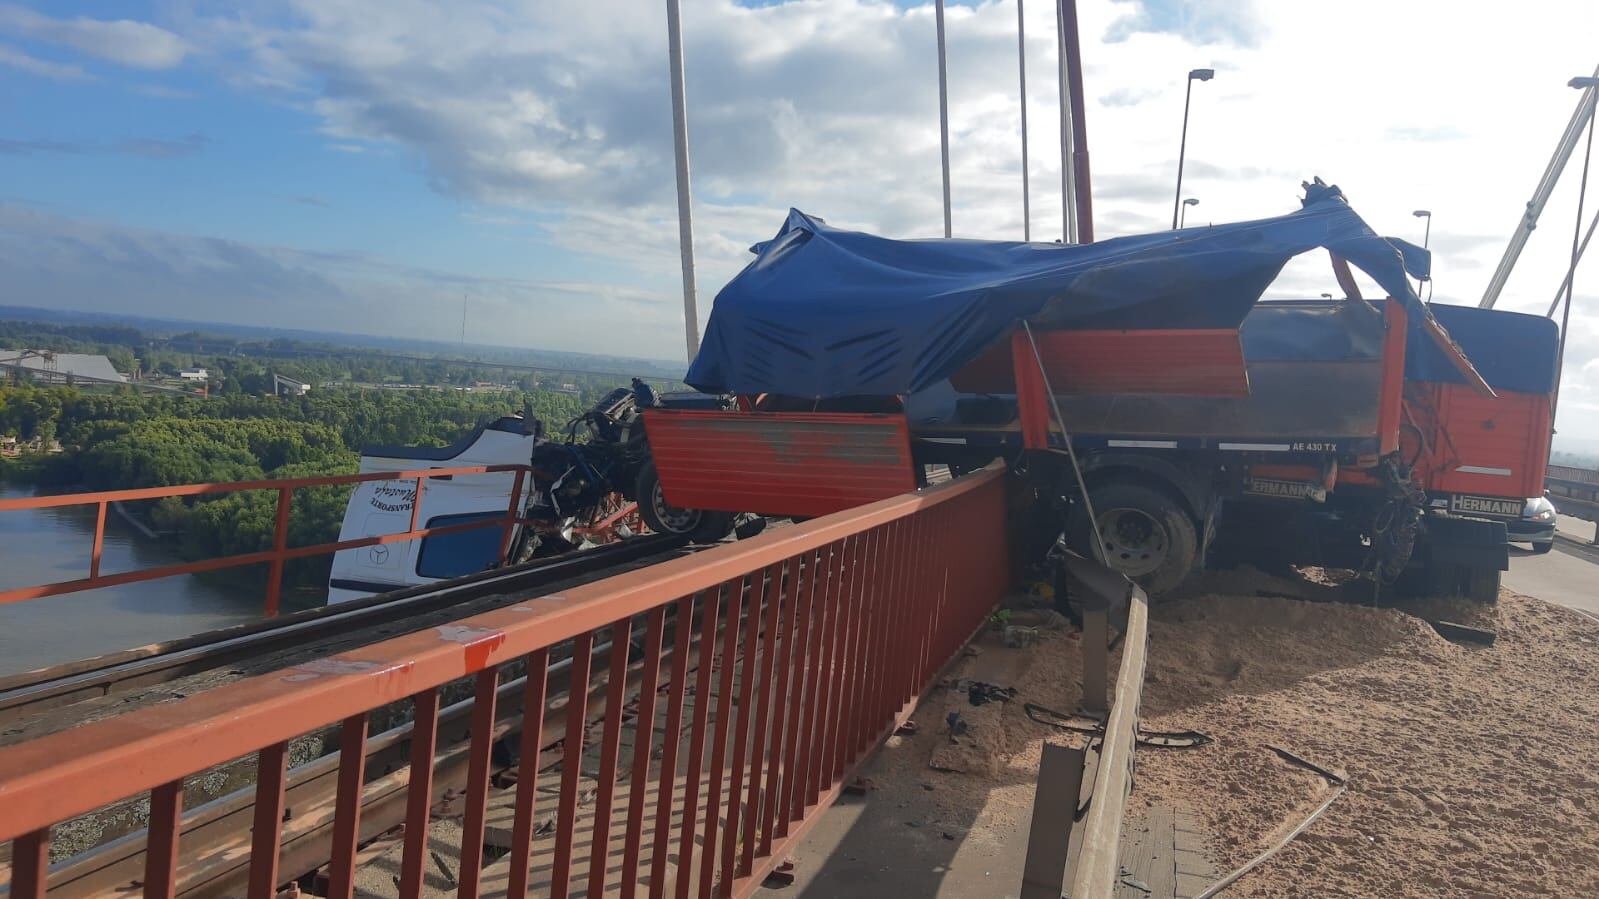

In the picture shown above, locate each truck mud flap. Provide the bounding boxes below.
[1425,515,1510,571]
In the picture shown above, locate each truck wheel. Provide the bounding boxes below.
[1070,483,1197,595]
[635,461,733,544]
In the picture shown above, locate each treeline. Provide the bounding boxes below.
[0,383,596,593]
[0,318,673,394]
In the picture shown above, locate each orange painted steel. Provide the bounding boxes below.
[952,327,1251,397]
[0,463,531,614]
[0,463,1009,899]
[643,409,919,518]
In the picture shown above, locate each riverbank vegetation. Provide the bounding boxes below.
[0,383,597,592]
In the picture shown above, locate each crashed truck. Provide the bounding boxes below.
[643,181,1557,600]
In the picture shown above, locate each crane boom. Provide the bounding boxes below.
[1480,63,1599,308]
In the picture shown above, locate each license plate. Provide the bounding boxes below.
[1245,478,1325,502]
[1447,494,1522,518]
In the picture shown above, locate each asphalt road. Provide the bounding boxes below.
[1503,515,1599,617]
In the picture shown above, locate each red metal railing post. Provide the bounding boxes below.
[551,631,595,899]
[587,619,634,896]
[398,690,441,899]
[621,605,668,899]
[409,475,427,534]
[757,553,803,858]
[90,500,107,580]
[719,566,770,893]
[11,828,49,899]
[145,780,184,899]
[697,575,748,898]
[459,669,501,899]
[264,486,292,617]
[507,648,551,899]
[327,714,369,899]
[673,586,725,899]
[741,555,789,875]
[498,468,527,566]
[778,548,821,834]
[649,595,697,898]
[246,741,289,899]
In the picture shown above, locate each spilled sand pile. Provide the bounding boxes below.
[834,570,1599,897]
[1135,579,1599,897]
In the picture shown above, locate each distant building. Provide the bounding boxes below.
[549,382,581,396]
[273,374,311,396]
[0,351,124,385]
[179,367,210,381]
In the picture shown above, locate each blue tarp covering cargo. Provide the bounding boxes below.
[687,182,1442,399]
[1407,303,1558,395]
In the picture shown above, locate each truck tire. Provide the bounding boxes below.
[635,461,733,544]
[1069,482,1197,595]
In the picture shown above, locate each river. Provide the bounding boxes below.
[0,483,265,676]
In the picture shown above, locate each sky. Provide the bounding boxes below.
[2,0,1599,439]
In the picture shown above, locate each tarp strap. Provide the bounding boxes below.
[1022,322,1108,564]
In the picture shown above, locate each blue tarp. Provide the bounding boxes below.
[686,182,1441,398]
[1407,303,1558,395]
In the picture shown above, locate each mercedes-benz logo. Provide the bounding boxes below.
[369,545,390,564]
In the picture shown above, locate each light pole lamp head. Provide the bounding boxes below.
[1183,197,1200,207]
[1570,76,1599,89]
[1189,68,1215,82]
[1413,209,1431,218]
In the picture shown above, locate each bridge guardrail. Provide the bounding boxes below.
[0,462,1010,899]
[0,463,530,615]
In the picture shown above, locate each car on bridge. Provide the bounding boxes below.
[1508,494,1557,554]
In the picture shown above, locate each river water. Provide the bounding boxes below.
[0,483,264,675]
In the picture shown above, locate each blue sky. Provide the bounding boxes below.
[3,0,1599,445]
[1,2,597,286]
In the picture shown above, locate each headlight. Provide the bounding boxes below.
[1533,508,1556,522]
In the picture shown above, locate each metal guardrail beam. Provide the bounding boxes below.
[0,464,1012,899]
[0,463,529,614]
[1070,585,1150,898]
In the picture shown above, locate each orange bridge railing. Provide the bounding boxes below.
[0,464,531,615]
[0,463,1010,899]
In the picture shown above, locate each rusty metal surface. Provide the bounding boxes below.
[644,410,918,518]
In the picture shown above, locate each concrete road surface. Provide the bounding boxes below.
[1503,516,1599,616]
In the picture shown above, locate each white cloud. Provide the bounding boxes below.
[0,202,683,359]
[0,4,190,69]
[0,41,89,80]
[14,0,1599,440]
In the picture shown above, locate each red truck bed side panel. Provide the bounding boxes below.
[642,410,919,518]
[950,328,1249,396]
[1426,384,1552,500]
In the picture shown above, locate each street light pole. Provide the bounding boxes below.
[1180,197,1198,229]
[1017,0,1030,241]
[665,0,700,361]
[936,0,953,238]
[1553,76,1599,423]
[1412,209,1432,298]
[1171,68,1214,230]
